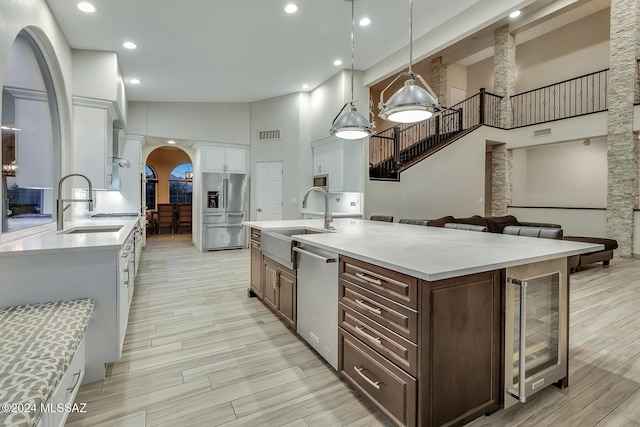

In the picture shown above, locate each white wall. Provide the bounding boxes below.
[127,101,251,144]
[511,138,607,208]
[515,8,610,93]
[507,112,608,149]
[72,50,119,101]
[364,129,488,221]
[466,8,610,96]
[508,207,607,238]
[3,35,46,91]
[309,69,370,144]
[250,92,313,220]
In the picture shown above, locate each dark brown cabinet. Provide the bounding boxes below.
[249,228,263,299]
[263,257,297,330]
[338,255,502,427]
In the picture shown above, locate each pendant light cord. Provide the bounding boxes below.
[408,0,413,75]
[350,0,355,102]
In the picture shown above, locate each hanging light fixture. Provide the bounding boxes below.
[330,0,375,140]
[2,161,17,177]
[184,165,193,180]
[378,0,441,123]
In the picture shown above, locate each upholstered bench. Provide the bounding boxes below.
[0,299,94,427]
[564,236,618,272]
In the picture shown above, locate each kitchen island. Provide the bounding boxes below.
[0,216,144,383]
[245,218,602,427]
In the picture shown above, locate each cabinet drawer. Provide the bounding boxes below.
[339,304,417,376]
[340,279,417,343]
[250,228,261,243]
[340,256,417,309]
[48,336,85,427]
[339,329,416,427]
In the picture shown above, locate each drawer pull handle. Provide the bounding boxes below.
[355,326,382,345]
[67,369,82,393]
[356,272,382,286]
[355,299,382,315]
[354,366,381,390]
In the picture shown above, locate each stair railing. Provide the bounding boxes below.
[369,88,502,175]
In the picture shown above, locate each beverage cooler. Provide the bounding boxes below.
[504,257,568,408]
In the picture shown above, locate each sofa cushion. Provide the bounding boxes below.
[483,215,520,233]
[444,223,488,232]
[503,225,564,240]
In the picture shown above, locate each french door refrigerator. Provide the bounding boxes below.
[202,172,248,250]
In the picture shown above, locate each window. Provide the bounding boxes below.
[2,31,60,234]
[145,165,157,211]
[169,163,193,205]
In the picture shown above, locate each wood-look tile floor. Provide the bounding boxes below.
[67,234,640,427]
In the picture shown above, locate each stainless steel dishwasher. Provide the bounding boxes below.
[294,242,339,370]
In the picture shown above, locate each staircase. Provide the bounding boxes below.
[369,89,502,181]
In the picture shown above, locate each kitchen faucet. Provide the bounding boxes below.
[57,174,94,230]
[302,186,334,230]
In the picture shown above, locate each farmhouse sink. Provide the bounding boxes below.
[62,225,124,234]
[261,227,331,269]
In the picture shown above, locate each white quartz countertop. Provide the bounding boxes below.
[245,218,603,281]
[0,217,139,256]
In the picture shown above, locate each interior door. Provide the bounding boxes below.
[256,161,282,220]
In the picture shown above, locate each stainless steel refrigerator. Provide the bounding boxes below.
[202,172,248,250]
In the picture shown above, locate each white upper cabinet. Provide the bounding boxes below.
[202,146,247,174]
[72,99,118,190]
[312,139,362,192]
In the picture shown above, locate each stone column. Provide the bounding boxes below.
[490,26,515,216]
[607,0,640,257]
[431,57,447,106]
[493,25,516,129]
[491,145,511,216]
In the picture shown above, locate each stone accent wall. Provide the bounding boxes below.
[430,57,447,106]
[490,26,515,215]
[491,144,511,216]
[493,25,515,129]
[607,0,640,257]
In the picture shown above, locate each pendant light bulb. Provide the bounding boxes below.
[330,0,375,140]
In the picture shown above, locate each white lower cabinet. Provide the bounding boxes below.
[38,336,86,427]
[118,230,135,352]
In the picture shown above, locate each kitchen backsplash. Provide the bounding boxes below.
[304,192,361,214]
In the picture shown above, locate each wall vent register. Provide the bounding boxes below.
[258,130,281,141]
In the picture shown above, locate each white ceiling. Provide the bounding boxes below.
[45,0,492,103]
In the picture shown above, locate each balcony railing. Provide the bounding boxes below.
[510,69,609,128]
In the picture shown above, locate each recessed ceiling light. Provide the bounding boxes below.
[77,2,97,13]
[122,41,137,49]
[301,84,309,90]
[333,59,343,66]
[285,3,298,14]
[359,17,371,26]
[167,140,176,145]
[509,10,521,18]
[129,78,141,85]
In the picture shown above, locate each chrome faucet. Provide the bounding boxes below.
[302,186,334,230]
[57,174,94,230]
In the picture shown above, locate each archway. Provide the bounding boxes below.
[145,145,193,235]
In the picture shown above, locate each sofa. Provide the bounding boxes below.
[399,214,616,272]
[414,214,562,233]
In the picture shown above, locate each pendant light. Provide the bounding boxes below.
[378,0,441,123]
[329,0,375,140]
